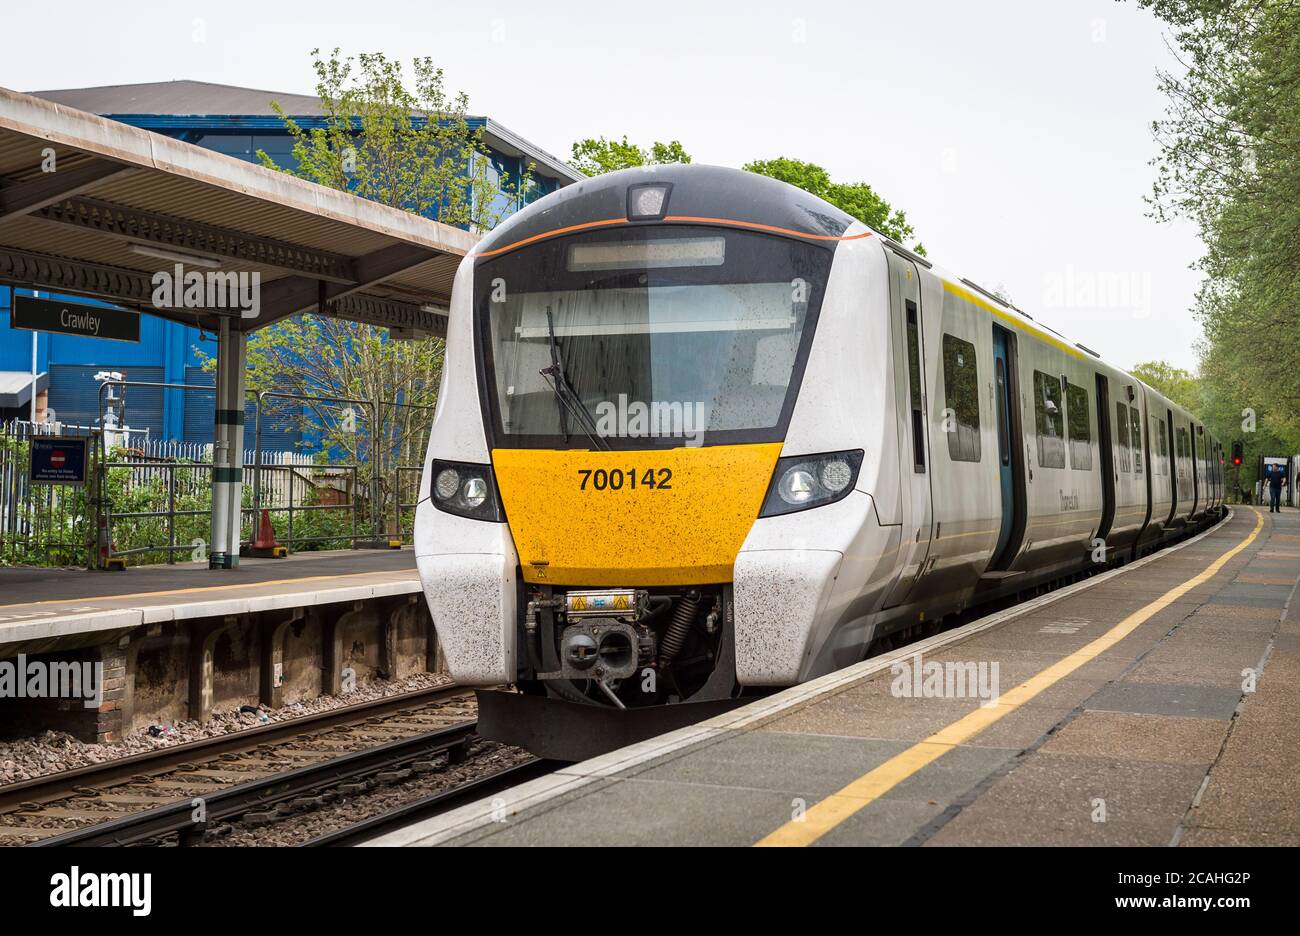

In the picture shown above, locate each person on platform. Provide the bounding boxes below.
[1267,464,1288,513]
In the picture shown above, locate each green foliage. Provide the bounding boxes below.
[1138,1,1300,468]
[100,451,367,565]
[196,314,439,533]
[0,434,91,568]
[569,136,692,175]
[100,457,213,566]
[743,157,925,254]
[242,47,490,532]
[258,48,533,230]
[1130,360,1201,414]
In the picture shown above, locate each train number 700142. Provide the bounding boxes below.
[577,468,673,491]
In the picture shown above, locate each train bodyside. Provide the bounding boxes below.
[413,164,1224,726]
[736,233,1225,685]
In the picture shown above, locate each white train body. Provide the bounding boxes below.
[414,165,1223,742]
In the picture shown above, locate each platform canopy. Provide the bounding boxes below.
[0,85,478,337]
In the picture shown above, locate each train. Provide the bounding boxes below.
[415,164,1225,759]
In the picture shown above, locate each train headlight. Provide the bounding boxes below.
[820,459,854,493]
[778,469,817,505]
[462,476,488,509]
[434,468,461,500]
[760,450,864,517]
[627,182,672,220]
[427,459,504,522]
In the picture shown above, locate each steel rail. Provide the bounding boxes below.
[0,684,466,814]
[301,757,557,847]
[29,720,478,847]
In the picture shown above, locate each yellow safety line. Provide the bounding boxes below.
[755,507,1265,847]
[0,569,417,611]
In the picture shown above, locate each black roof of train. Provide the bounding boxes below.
[475,164,858,258]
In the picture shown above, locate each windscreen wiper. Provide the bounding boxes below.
[540,304,610,451]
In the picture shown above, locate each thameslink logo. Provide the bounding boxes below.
[594,394,707,447]
[890,652,1000,707]
[0,655,104,709]
[151,264,260,319]
[50,867,151,917]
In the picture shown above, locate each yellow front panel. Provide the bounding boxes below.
[492,443,783,586]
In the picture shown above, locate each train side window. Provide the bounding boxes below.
[1115,401,1131,472]
[1177,427,1190,486]
[1157,419,1169,475]
[1033,370,1065,469]
[1130,406,1143,474]
[941,333,981,463]
[1066,382,1092,470]
[905,300,925,472]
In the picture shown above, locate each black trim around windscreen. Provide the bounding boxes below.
[473,223,836,451]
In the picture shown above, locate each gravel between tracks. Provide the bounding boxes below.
[0,671,454,786]
[202,740,532,846]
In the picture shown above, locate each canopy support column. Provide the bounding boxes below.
[209,319,246,569]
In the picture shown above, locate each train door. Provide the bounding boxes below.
[1190,424,1201,515]
[989,325,1025,568]
[881,250,933,608]
[1094,373,1116,543]
[1165,408,1179,523]
[1134,389,1154,552]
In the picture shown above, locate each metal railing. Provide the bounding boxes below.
[392,465,424,547]
[2,383,430,569]
[95,381,216,566]
[249,390,378,550]
[377,400,435,544]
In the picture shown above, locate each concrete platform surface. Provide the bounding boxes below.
[0,549,419,650]
[371,506,1300,847]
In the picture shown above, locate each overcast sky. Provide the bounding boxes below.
[2,0,1204,370]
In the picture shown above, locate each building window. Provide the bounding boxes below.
[942,334,980,463]
[1033,370,1065,469]
[1066,382,1092,470]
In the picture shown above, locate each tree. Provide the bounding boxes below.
[570,136,692,175]
[238,50,531,533]
[1137,1,1300,457]
[259,48,532,230]
[241,316,442,470]
[743,157,925,254]
[1130,360,1201,414]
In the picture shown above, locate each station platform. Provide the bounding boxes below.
[0,549,420,655]
[373,506,1299,847]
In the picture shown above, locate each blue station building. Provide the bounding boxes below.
[0,81,581,447]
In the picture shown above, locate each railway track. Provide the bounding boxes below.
[0,685,481,846]
[302,757,557,847]
[30,721,486,847]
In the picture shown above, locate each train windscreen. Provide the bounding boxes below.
[475,226,833,449]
